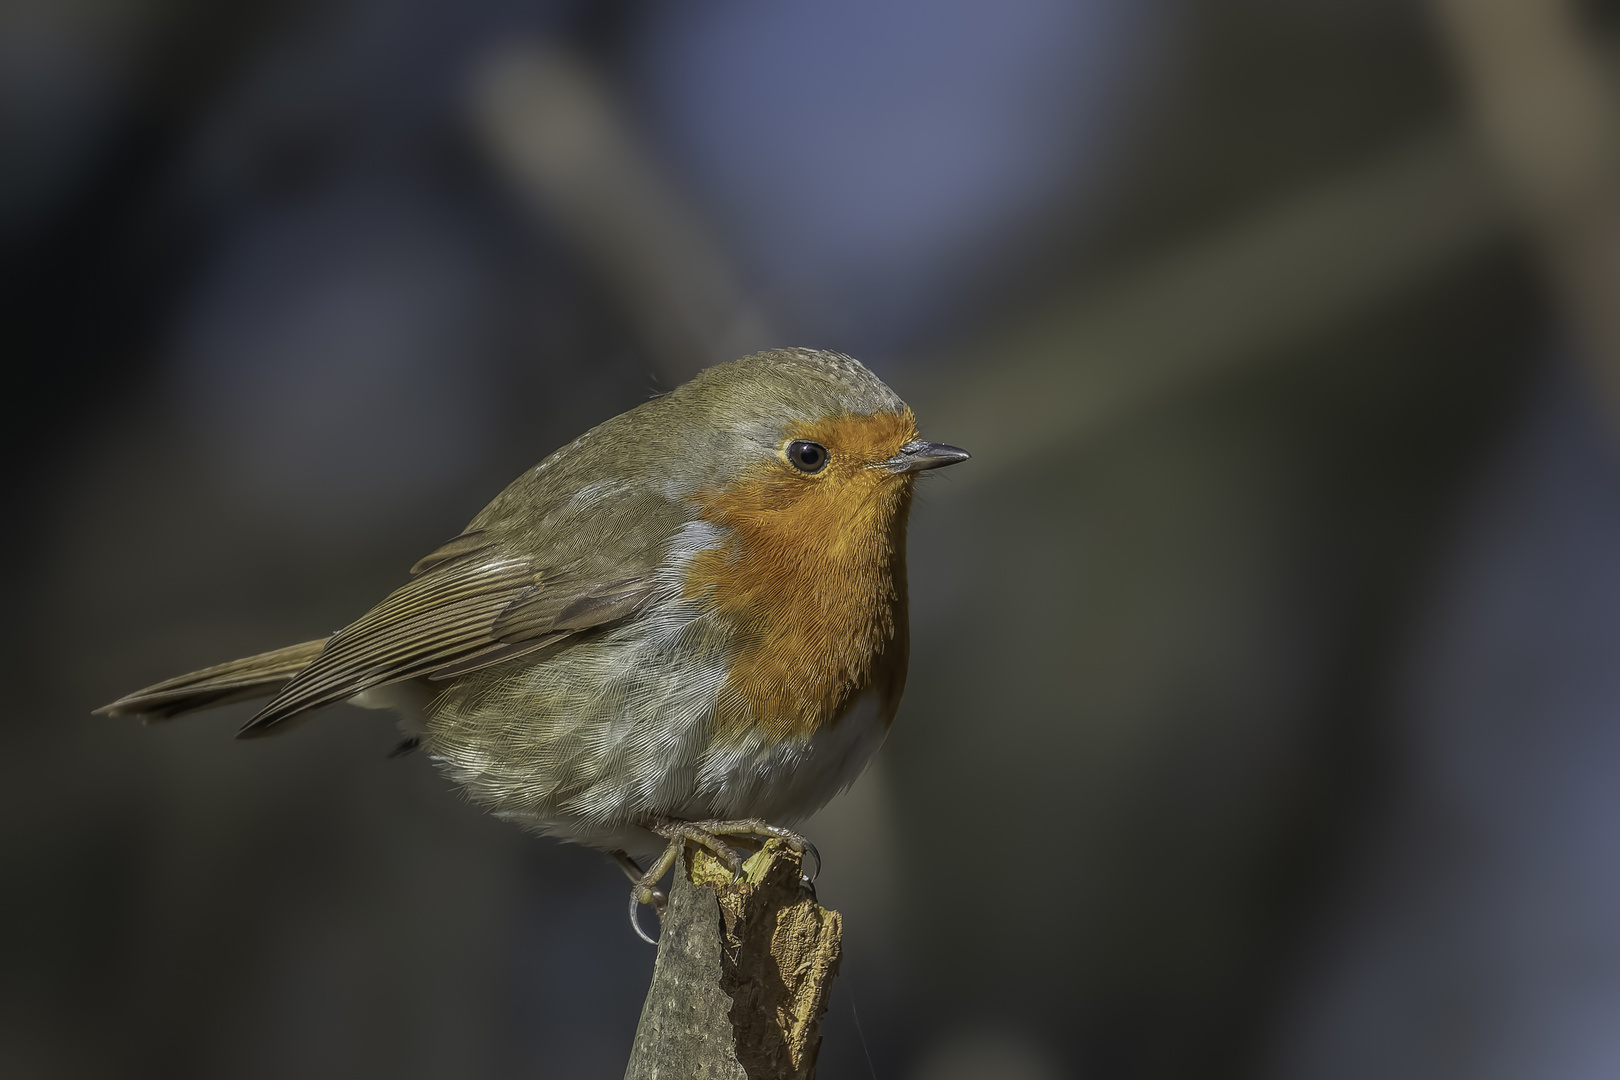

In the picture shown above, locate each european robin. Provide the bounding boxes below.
[98,348,968,939]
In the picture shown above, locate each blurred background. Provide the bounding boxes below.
[6,0,1620,1077]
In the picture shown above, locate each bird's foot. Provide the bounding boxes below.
[681,818,821,882]
[623,818,819,943]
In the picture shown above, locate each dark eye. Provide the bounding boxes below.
[786,440,829,474]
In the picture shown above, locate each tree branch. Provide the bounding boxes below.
[624,840,842,1080]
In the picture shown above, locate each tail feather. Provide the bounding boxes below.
[96,638,331,721]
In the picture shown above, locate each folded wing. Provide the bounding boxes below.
[237,531,655,737]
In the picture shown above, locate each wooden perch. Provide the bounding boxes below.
[624,840,843,1080]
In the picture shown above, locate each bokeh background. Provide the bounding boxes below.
[7,1,1620,1077]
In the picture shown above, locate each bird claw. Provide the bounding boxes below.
[629,889,663,945]
[627,862,671,945]
[800,839,822,883]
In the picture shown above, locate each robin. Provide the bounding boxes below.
[98,348,968,940]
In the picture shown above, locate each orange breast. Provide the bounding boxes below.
[683,411,917,742]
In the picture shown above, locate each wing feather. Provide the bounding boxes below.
[237,534,656,737]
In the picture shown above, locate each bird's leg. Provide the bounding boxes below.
[625,820,745,944]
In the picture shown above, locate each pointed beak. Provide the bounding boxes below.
[877,440,972,474]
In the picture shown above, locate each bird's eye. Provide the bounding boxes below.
[786,440,829,474]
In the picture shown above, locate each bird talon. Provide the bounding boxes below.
[629,891,659,945]
[802,840,822,882]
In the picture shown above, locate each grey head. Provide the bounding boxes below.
[670,348,908,434]
[624,348,915,494]
[682,347,908,415]
[472,349,923,532]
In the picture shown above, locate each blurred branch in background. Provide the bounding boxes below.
[464,44,1520,492]
[1434,0,1620,421]
[470,43,774,387]
[467,39,1515,488]
[916,129,1512,482]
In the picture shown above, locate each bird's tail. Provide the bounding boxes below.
[96,639,331,721]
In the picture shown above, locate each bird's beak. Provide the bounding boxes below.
[877,440,972,473]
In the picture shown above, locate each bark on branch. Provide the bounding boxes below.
[624,840,842,1080]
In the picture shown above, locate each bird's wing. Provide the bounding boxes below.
[237,530,657,736]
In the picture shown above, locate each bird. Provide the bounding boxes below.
[97,348,969,940]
